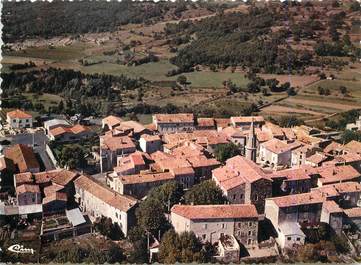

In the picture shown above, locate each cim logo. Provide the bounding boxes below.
[7,244,35,254]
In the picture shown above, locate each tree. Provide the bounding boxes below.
[94,216,124,240]
[277,115,304,127]
[340,130,361,144]
[147,181,184,212]
[350,1,360,12]
[317,86,325,95]
[58,100,64,113]
[214,142,241,163]
[57,144,86,169]
[339,86,347,95]
[184,180,227,205]
[177,75,187,85]
[159,230,212,263]
[266,78,279,91]
[135,197,170,235]
[107,245,126,264]
[287,87,297,96]
[247,82,260,93]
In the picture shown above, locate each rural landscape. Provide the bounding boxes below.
[0,0,361,264]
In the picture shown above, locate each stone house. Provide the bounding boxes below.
[230,116,265,130]
[6,109,33,129]
[212,156,272,213]
[102,115,123,131]
[153,113,195,133]
[139,134,163,153]
[100,134,136,172]
[48,124,94,142]
[264,192,325,249]
[16,184,42,206]
[4,144,40,173]
[74,175,138,237]
[259,139,302,168]
[171,204,259,247]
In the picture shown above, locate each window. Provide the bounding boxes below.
[238,223,241,228]
[240,194,244,199]
[296,237,301,241]
[202,234,206,240]
[222,223,226,229]
[204,224,207,229]
[248,231,251,236]
[233,194,236,200]
[249,221,252,227]
[116,212,118,218]
[287,237,292,241]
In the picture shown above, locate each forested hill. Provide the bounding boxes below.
[1,0,225,42]
[167,2,361,74]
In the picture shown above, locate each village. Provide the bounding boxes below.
[0,108,361,263]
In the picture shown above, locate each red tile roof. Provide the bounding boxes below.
[7,109,32,119]
[100,135,136,152]
[262,139,302,154]
[141,134,161,142]
[154,113,194,123]
[231,116,264,124]
[213,156,269,190]
[102,115,123,127]
[343,140,361,154]
[268,192,325,208]
[74,175,137,212]
[4,144,40,173]
[322,200,343,213]
[120,172,174,185]
[171,204,258,220]
[16,184,40,194]
[197,118,215,128]
[316,165,360,185]
[344,207,361,218]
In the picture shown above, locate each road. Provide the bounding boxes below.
[0,131,55,171]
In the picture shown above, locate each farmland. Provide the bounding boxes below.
[1,0,360,126]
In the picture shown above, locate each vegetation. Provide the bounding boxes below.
[214,142,242,163]
[1,68,145,116]
[94,216,124,240]
[52,242,125,263]
[158,230,214,263]
[184,180,227,205]
[52,144,87,169]
[340,130,361,144]
[147,181,184,213]
[2,1,221,42]
[325,109,360,130]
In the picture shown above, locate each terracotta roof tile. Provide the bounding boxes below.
[4,144,40,173]
[154,113,194,123]
[120,172,174,185]
[102,115,123,127]
[268,192,325,208]
[171,204,258,220]
[16,184,40,194]
[322,200,343,213]
[7,109,32,119]
[344,207,361,218]
[74,175,137,212]
[213,156,269,190]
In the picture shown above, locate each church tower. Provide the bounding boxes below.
[245,120,257,162]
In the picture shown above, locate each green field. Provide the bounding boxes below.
[6,44,87,61]
[23,93,64,109]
